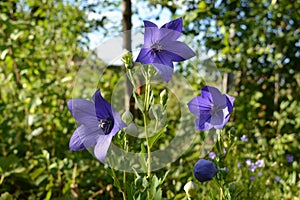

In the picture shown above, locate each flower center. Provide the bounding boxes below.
[98,117,114,135]
[210,104,223,116]
[151,42,163,53]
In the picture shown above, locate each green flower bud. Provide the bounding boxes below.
[122,50,133,69]
[122,110,133,125]
[160,89,168,107]
[125,122,138,136]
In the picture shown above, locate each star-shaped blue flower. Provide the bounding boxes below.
[188,86,235,130]
[67,90,126,163]
[136,17,196,82]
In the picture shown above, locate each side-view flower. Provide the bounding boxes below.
[67,89,126,163]
[136,17,196,82]
[187,86,235,130]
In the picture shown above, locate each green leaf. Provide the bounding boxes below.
[148,127,166,148]
[0,155,19,171]
[133,93,144,112]
[30,168,45,180]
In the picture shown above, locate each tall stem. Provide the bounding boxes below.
[143,66,151,177]
[219,186,223,200]
[123,135,128,200]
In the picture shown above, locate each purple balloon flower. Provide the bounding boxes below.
[67,90,126,163]
[209,151,216,159]
[286,154,294,163]
[240,134,248,142]
[249,163,256,172]
[194,159,218,182]
[255,159,265,168]
[136,17,195,82]
[187,86,235,130]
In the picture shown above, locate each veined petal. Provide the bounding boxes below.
[195,115,212,131]
[161,17,182,33]
[94,134,113,163]
[188,96,212,115]
[69,130,85,151]
[159,28,181,42]
[68,99,98,126]
[200,86,213,103]
[144,20,158,28]
[111,107,127,136]
[135,48,154,64]
[225,94,235,113]
[151,52,174,82]
[152,50,174,67]
[69,124,100,150]
[207,86,227,108]
[93,90,113,120]
[162,41,196,61]
[143,21,159,47]
[152,63,174,83]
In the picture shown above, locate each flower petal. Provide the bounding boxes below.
[206,86,227,108]
[69,124,100,151]
[200,86,213,103]
[225,94,235,113]
[144,20,158,28]
[143,21,159,47]
[162,41,196,61]
[161,17,182,33]
[210,109,224,126]
[188,96,212,115]
[135,48,154,64]
[69,130,86,151]
[94,134,113,163]
[213,108,231,129]
[152,63,174,82]
[93,90,113,120]
[111,108,127,136]
[195,112,212,130]
[68,99,98,126]
[159,28,181,42]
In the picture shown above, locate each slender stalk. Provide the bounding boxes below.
[127,68,136,90]
[0,175,4,185]
[109,162,125,199]
[219,186,223,200]
[123,135,128,200]
[143,113,151,177]
[142,65,152,178]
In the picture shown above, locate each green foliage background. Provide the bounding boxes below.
[0,0,299,199]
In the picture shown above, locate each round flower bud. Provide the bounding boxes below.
[125,122,138,136]
[194,159,218,182]
[122,110,133,125]
[184,181,197,197]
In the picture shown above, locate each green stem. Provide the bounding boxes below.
[0,175,4,185]
[143,65,152,178]
[219,186,223,200]
[127,68,136,90]
[123,135,128,200]
[109,161,125,199]
[143,112,151,178]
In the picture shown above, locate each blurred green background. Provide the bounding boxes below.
[0,0,299,199]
